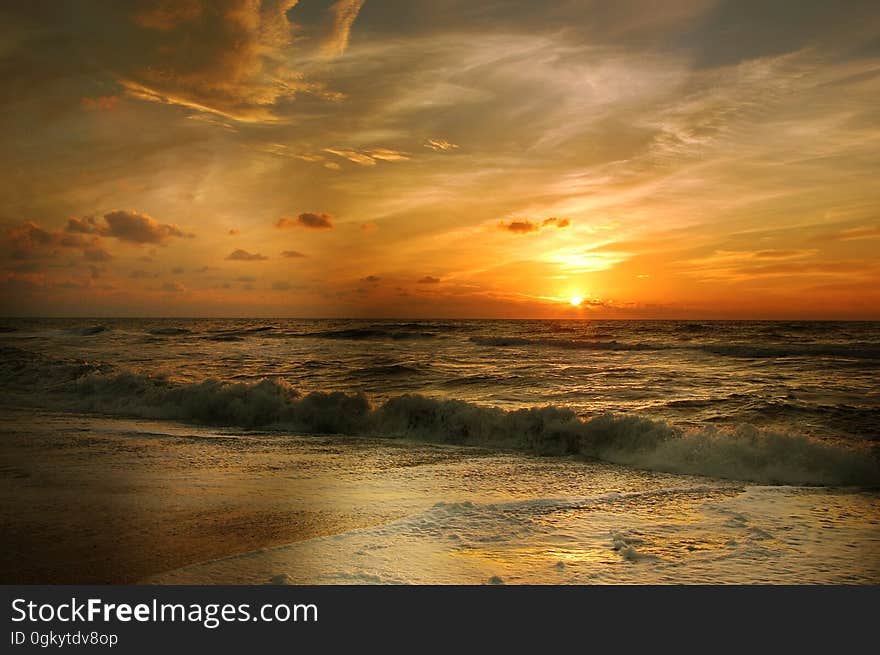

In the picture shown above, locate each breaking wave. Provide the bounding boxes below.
[1,347,876,487]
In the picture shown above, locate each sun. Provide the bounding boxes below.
[569,295,584,307]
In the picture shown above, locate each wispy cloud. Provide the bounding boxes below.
[320,0,366,58]
[424,139,459,151]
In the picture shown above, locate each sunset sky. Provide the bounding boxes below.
[2,0,879,318]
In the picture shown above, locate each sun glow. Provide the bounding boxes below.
[569,295,583,307]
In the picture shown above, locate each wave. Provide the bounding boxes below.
[470,336,880,359]
[470,336,663,351]
[698,343,880,359]
[202,325,277,341]
[303,328,437,341]
[70,325,109,336]
[148,327,193,336]
[2,348,876,487]
[349,364,425,377]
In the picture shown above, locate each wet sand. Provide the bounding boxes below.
[4,408,878,585]
[0,409,406,583]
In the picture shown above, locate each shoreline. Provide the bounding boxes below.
[3,408,879,584]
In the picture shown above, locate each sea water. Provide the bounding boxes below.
[1,318,878,583]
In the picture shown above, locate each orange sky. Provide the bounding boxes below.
[2,1,879,318]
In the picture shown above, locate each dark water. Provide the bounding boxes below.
[1,318,879,486]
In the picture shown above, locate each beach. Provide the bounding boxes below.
[1,318,878,584]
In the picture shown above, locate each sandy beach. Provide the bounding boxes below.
[4,406,878,585]
[0,409,404,583]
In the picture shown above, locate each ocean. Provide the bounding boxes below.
[1,318,879,583]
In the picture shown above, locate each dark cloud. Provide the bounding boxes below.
[102,210,191,244]
[417,275,441,284]
[66,210,192,244]
[499,220,539,234]
[280,250,307,258]
[5,220,89,258]
[6,221,58,258]
[0,0,362,126]
[162,281,185,292]
[228,228,240,236]
[500,217,571,234]
[65,216,102,234]
[277,213,335,229]
[171,266,185,274]
[360,275,381,283]
[272,280,292,290]
[121,0,343,122]
[226,248,268,261]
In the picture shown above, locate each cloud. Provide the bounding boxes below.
[228,228,240,236]
[83,247,113,262]
[117,0,347,123]
[6,221,58,258]
[499,220,539,234]
[280,250,307,258]
[67,211,192,244]
[226,249,268,261]
[65,216,101,234]
[368,148,411,162]
[361,222,378,231]
[162,281,186,293]
[360,275,381,284]
[171,266,185,274]
[324,148,377,166]
[417,276,441,284]
[4,220,90,258]
[272,280,292,290]
[821,225,880,242]
[753,249,809,259]
[132,0,204,32]
[277,213,334,229]
[542,217,571,228]
[320,0,366,58]
[424,139,459,151]
[324,147,410,166]
[499,217,571,234]
[103,210,191,244]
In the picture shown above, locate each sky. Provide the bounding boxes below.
[1,0,879,318]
